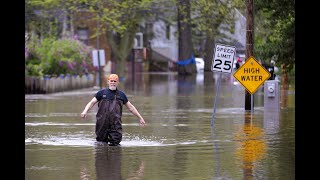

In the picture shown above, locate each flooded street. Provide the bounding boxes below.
[25,72,295,180]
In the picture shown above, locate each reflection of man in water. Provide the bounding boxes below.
[95,145,145,180]
[95,145,122,180]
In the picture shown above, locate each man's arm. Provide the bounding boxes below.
[124,101,146,126]
[80,97,98,119]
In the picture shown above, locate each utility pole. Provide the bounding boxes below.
[245,0,254,110]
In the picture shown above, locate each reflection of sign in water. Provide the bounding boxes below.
[234,124,267,169]
[264,111,280,135]
[233,56,270,94]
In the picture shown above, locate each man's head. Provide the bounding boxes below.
[107,74,119,90]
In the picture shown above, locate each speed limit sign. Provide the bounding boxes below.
[211,44,236,74]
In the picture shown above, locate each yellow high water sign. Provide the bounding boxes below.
[233,56,270,94]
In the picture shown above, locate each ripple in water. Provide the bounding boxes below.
[25,135,164,147]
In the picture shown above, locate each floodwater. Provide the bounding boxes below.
[25,72,295,180]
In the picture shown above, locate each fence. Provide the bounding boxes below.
[25,74,95,94]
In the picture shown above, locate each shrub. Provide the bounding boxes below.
[25,36,97,77]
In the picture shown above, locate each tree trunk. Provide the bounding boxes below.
[177,0,196,75]
[204,37,215,71]
[106,29,137,79]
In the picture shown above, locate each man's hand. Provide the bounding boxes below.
[80,112,87,119]
[139,118,146,127]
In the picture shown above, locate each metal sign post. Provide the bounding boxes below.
[211,44,236,126]
[211,72,222,126]
[92,50,106,89]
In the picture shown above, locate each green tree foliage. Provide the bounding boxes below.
[79,0,154,77]
[26,0,295,77]
[254,0,295,73]
[26,0,71,38]
[190,0,244,71]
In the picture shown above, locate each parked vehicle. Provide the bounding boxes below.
[195,57,204,73]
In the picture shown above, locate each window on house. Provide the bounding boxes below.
[77,28,89,45]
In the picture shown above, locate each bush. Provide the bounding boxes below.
[25,36,97,77]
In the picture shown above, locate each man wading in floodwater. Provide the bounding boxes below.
[80,74,146,146]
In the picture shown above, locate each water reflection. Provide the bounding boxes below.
[94,143,145,180]
[264,108,280,135]
[235,112,267,180]
[80,163,91,180]
[211,127,224,179]
[280,73,295,109]
[95,143,122,180]
[177,75,196,95]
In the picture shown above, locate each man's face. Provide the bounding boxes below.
[108,79,118,90]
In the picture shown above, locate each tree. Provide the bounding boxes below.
[190,0,244,72]
[176,0,197,75]
[26,0,78,39]
[254,0,295,74]
[83,0,155,78]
